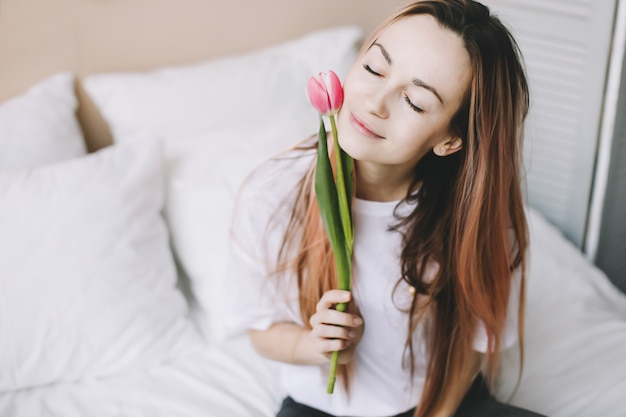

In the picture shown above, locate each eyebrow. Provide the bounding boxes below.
[372,42,445,105]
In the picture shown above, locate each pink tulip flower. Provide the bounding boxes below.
[306,70,344,116]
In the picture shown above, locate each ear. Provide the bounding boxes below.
[433,137,463,157]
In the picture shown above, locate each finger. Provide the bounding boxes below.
[311,323,356,340]
[317,310,363,330]
[318,337,352,354]
[316,290,352,311]
[322,341,356,363]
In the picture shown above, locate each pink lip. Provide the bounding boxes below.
[349,113,384,139]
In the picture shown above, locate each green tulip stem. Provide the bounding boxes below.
[327,350,340,393]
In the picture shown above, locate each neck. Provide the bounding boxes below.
[354,160,413,202]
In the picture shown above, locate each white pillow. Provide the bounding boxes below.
[0,140,203,392]
[496,208,626,417]
[0,72,86,169]
[83,26,362,144]
[84,26,363,341]
[164,122,308,341]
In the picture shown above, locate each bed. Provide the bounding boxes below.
[1,1,625,416]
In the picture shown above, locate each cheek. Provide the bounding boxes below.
[393,117,449,152]
[342,67,372,100]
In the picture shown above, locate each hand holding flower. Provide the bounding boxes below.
[309,290,364,365]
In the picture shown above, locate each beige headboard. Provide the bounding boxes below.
[0,0,409,151]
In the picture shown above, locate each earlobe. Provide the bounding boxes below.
[433,137,463,157]
[435,145,448,156]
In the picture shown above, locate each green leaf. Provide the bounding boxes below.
[315,123,351,291]
[314,119,343,257]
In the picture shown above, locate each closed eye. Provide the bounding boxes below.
[363,64,382,77]
[404,94,424,113]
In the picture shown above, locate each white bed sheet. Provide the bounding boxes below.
[0,335,283,417]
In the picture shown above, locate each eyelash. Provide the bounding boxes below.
[404,94,423,113]
[363,64,424,114]
[363,64,381,77]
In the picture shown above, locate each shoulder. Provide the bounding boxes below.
[234,137,317,222]
[230,137,317,260]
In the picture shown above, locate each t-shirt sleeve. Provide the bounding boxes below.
[222,158,304,338]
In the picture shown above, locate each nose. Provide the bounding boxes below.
[364,87,389,119]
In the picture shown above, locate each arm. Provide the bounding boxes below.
[248,289,364,365]
[430,351,483,417]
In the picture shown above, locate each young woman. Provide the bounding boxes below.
[227,1,545,416]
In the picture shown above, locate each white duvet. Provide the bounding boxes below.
[0,335,282,417]
[2,209,625,417]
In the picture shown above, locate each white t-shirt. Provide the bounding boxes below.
[225,145,520,416]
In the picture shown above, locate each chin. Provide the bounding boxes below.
[337,132,370,163]
[336,117,371,162]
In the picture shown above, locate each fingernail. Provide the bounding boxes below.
[348,330,355,338]
[354,317,363,325]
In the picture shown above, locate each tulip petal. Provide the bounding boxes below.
[325,71,344,113]
[307,75,331,115]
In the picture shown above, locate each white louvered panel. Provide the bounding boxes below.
[483,0,617,246]
[596,60,626,291]
[520,29,590,244]
[496,0,592,19]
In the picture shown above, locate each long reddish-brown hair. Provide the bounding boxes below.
[273,0,529,414]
